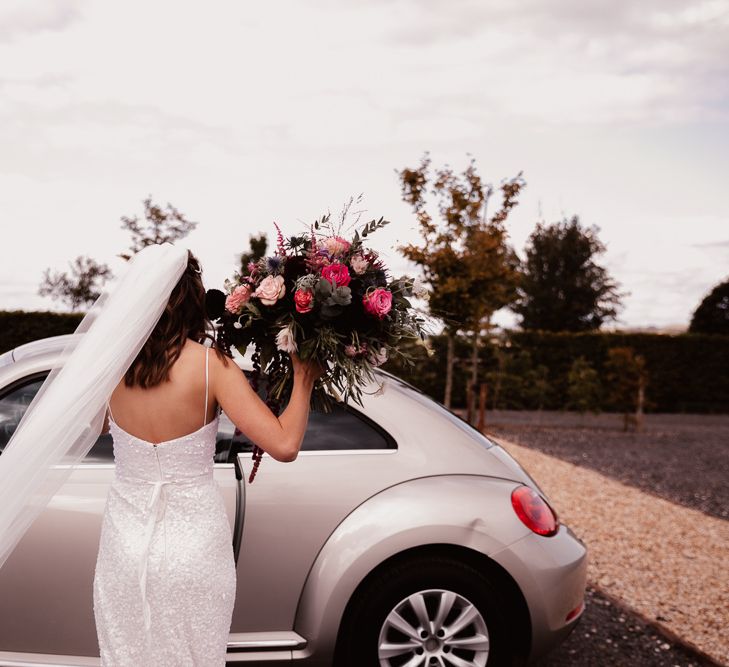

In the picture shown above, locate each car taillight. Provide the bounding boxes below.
[511,485,558,536]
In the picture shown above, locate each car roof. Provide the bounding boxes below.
[3,333,253,370]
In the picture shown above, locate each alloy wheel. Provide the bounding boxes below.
[377,588,490,666]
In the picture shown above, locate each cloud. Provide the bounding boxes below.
[693,238,729,248]
[0,0,83,42]
[377,0,729,124]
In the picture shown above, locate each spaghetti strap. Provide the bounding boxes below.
[204,347,209,426]
[107,401,115,424]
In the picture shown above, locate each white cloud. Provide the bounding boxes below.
[0,0,82,42]
[0,0,727,330]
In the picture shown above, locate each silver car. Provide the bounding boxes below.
[0,335,586,666]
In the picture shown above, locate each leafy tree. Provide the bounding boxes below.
[397,153,525,409]
[513,215,624,332]
[38,256,113,311]
[604,346,649,431]
[689,278,729,335]
[485,348,550,410]
[39,196,198,311]
[119,195,198,260]
[238,233,268,274]
[566,356,602,414]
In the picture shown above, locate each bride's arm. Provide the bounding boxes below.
[211,351,322,462]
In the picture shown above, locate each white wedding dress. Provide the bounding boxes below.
[93,347,237,666]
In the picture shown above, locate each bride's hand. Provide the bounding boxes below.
[289,351,326,384]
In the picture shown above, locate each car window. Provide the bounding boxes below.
[0,377,45,454]
[0,374,115,462]
[215,373,396,460]
[1,370,395,464]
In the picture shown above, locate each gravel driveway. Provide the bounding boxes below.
[483,410,729,519]
[471,411,729,666]
[533,587,721,667]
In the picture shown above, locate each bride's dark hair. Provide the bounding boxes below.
[124,248,232,388]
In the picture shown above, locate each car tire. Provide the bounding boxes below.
[334,554,522,667]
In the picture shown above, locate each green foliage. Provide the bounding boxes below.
[397,153,525,333]
[37,256,113,311]
[566,356,602,414]
[352,216,390,247]
[604,346,649,413]
[485,349,552,410]
[238,233,268,275]
[689,278,729,335]
[513,215,624,331]
[384,329,729,413]
[38,196,197,312]
[0,310,84,355]
[119,195,198,260]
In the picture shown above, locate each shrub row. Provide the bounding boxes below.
[2,311,727,413]
[385,330,729,414]
[0,310,84,356]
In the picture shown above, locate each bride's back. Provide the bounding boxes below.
[107,339,217,445]
[105,249,226,445]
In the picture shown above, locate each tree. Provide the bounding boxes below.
[38,256,113,311]
[513,215,624,332]
[238,233,268,275]
[689,278,729,335]
[119,195,198,260]
[484,348,550,411]
[397,153,525,409]
[39,196,198,311]
[566,356,602,414]
[604,346,648,431]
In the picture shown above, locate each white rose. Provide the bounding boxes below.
[412,276,428,299]
[275,324,298,354]
[254,274,286,306]
[350,253,369,275]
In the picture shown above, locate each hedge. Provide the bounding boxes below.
[0,310,84,355]
[384,330,729,414]
[2,311,727,413]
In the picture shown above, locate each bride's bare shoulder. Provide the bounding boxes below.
[208,345,235,372]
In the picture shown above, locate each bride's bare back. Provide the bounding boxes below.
[106,339,216,445]
[105,337,324,460]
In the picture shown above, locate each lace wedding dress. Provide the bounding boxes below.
[93,347,237,666]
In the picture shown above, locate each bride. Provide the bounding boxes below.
[0,242,324,666]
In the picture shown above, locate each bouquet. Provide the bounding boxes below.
[207,209,428,482]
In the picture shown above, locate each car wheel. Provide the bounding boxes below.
[334,554,521,667]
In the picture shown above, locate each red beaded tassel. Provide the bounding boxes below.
[246,357,283,484]
[249,444,264,483]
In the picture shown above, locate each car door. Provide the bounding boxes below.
[0,371,243,661]
[221,394,400,647]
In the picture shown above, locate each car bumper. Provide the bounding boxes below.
[491,522,588,661]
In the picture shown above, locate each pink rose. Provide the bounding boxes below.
[322,235,351,257]
[321,262,351,288]
[253,274,286,305]
[294,289,314,313]
[362,287,392,318]
[225,284,252,313]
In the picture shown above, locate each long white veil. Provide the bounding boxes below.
[0,242,189,571]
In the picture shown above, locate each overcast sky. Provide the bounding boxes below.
[1,0,727,331]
